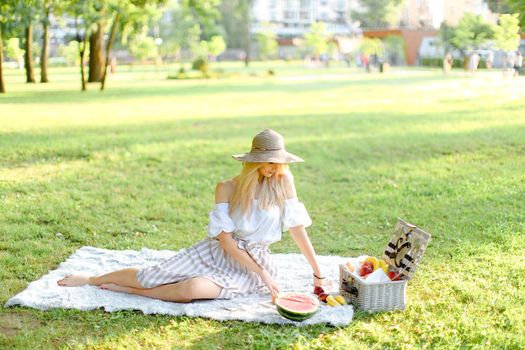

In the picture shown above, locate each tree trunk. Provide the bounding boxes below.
[24,23,36,83]
[80,36,88,91]
[40,8,50,83]
[88,22,105,82]
[101,12,119,91]
[243,15,251,67]
[0,27,5,93]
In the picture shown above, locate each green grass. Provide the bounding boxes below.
[1,63,524,349]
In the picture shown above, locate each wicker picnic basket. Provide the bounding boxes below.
[339,219,431,312]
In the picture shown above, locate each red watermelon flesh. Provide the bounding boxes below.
[275,293,319,321]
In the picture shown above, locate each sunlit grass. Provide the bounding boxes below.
[1,63,524,349]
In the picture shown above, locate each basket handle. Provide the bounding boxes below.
[341,281,359,297]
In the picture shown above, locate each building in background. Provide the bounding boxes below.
[251,0,359,38]
[398,0,498,29]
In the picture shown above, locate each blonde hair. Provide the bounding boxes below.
[230,162,289,217]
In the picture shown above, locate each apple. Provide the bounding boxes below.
[318,293,329,302]
[388,271,401,281]
[359,261,373,277]
[314,286,325,296]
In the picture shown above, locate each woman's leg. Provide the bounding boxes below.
[57,268,143,288]
[99,277,222,302]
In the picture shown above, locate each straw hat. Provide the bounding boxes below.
[232,129,304,163]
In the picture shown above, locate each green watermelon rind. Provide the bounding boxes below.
[275,293,319,322]
[276,306,315,321]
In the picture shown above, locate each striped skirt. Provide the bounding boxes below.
[136,237,277,299]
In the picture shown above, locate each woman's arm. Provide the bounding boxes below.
[289,226,325,286]
[217,232,264,274]
[282,173,325,286]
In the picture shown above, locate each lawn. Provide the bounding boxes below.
[1,63,524,349]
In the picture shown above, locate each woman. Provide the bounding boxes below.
[58,129,326,302]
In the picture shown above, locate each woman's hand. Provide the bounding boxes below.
[313,274,329,287]
[260,269,280,299]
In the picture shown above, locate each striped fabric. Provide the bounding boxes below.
[136,236,276,299]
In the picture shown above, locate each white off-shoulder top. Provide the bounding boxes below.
[207,198,312,244]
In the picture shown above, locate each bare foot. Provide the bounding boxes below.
[57,274,91,287]
[99,283,132,294]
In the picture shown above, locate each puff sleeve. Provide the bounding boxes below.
[207,203,236,238]
[282,197,312,232]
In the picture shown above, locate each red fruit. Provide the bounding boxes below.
[313,286,325,296]
[388,271,401,281]
[359,261,373,277]
[318,293,329,302]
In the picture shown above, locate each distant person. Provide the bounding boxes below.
[485,50,494,70]
[443,53,453,75]
[507,51,516,76]
[469,52,480,72]
[514,51,523,76]
[362,54,370,73]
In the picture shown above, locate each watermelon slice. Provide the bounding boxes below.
[275,292,319,322]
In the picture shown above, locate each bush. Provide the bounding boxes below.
[191,57,209,76]
[420,57,488,69]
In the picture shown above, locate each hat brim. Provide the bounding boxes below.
[232,149,304,163]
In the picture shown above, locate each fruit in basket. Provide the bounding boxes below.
[379,259,389,273]
[359,261,373,277]
[326,295,341,307]
[388,271,401,281]
[334,295,347,305]
[345,262,355,273]
[318,293,329,302]
[313,286,325,296]
[275,292,319,321]
[364,256,379,271]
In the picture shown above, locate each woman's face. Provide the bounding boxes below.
[258,162,279,178]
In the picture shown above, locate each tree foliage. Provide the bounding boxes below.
[351,0,405,28]
[304,22,329,58]
[484,0,525,30]
[493,13,521,52]
[449,13,495,54]
[255,23,278,60]
[360,38,384,56]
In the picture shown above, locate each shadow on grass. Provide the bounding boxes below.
[1,105,523,167]
[0,74,447,105]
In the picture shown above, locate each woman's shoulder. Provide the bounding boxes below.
[279,172,297,199]
[215,179,236,203]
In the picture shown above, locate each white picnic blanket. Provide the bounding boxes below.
[5,246,354,326]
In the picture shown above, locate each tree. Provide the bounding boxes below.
[383,35,406,65]
[506,0,525,30]
[128,35,158,62]
[494,13,521,69]
[360,37,384,57]
[255,23,278,60]
[66,0,100,91]
[208,35,226,58]
[17,0,40,83]
[0,0,19,93]
[438,22,456,54]
[494,13,521,51]
[450,13,495,58]
[5,38,25,68]
[40,0,58,83]
[220,0,255,61]
[0,23,5,93]
[351,0,405,28]
[484,0,512,13]
[304,22,329,60]
[484,0,525,30]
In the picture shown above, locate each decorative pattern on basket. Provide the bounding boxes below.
[339,219,431,312]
